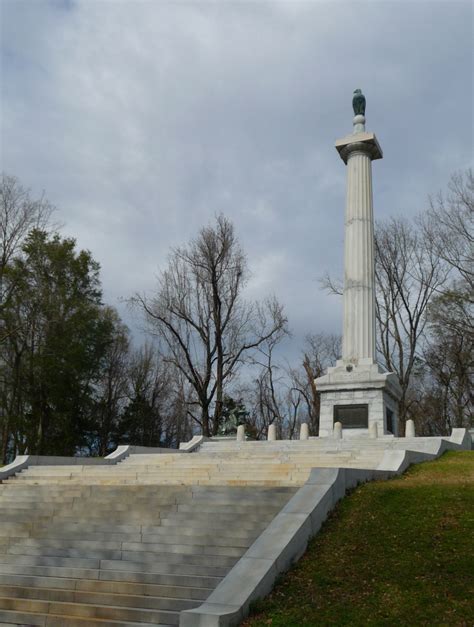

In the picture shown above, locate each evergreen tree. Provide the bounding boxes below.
[1,230,114,456]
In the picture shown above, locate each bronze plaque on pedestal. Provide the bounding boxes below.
[334,404,369,429]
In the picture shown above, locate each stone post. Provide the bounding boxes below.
[299,423,309,440]
[369,422,378,439]
[236,425,245,442]
[334,422,342,439]
[405,419,415,438]
[267,424,277,441]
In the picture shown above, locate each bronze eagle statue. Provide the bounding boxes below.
[352,89,366,116]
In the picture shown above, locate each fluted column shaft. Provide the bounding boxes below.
[342,147,376,363]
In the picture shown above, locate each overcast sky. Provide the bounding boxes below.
[1,0,472,362]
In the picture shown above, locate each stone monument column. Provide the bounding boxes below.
[340,114,379,365]
[315,90,401,438]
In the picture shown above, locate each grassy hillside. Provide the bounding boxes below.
[244,451,474,627]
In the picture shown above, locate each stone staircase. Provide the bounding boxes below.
[0,457,301,626]
[5,445,384,489]
[0,444,385,625]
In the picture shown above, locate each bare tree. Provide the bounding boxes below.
[416,284,473,434]
[290,333,341,436]
[239,333,341,440]
[374,218,449,430]
[417,170,473,433]
[135,215,288,436]
[422,169,473,291]
[244,322,290,440]
[117,343,192,448]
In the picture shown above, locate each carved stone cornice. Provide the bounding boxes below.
[339,141,379,163]
[335,131,383,164]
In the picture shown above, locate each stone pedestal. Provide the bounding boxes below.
[316,98,401,437]
[317,362,400,437]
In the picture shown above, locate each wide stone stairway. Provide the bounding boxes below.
[0,444,385,626]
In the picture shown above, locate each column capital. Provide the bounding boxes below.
[335,132,383,164]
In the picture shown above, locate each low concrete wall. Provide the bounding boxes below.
[179,435,208,452]
[104,445,131,462]
[0,456,31,482]
[180,428,472,627]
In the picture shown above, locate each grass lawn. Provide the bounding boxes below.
[244,451,474,627]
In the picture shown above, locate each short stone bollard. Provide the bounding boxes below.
[333,421,342,439]
[267,424,277,441]
[369,422,378,439]
[236,424,245,441]
[300,423,309,440]
[405,419,415,438]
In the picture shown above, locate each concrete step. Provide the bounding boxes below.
[0,530,31,540]
[0,485,187,493]
[139,532,256,548]
[4,484,196,487]
[0,585,199,612]
[0,497,75,505]
[32,531,143,543]
[0,554,103,570]
[98,559,228,578]
[121,541,243,558]
[0,490,185,503]
[0,508,178,523]
[0,522,32,532]
[176,502,280,514]
[32,522,159,534]
[59,509,178,518]
[7,546,237,568]
[45,499,180,508]
[0,574,212,600]
[1,512,276,529]
[13,472,210,482]
[0,609,170,626]
[0,563,222,588]
[0,553,229,577]
[17,538,244,558]
[118,552,235,569]
[43,511,179,524]
[6,546,123,561]
[31,521,261,538]
[0,597,180,625]
[157,518,267,532]
[190,485,296,494]
[193,479,297,486]
[9,459,380,480]
[7,479,296,487]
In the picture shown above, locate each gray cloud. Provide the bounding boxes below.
[1,0,472,362]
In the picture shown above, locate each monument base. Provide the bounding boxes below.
[315,361,402,438]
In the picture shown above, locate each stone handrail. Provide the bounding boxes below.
[179,435,208,452]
